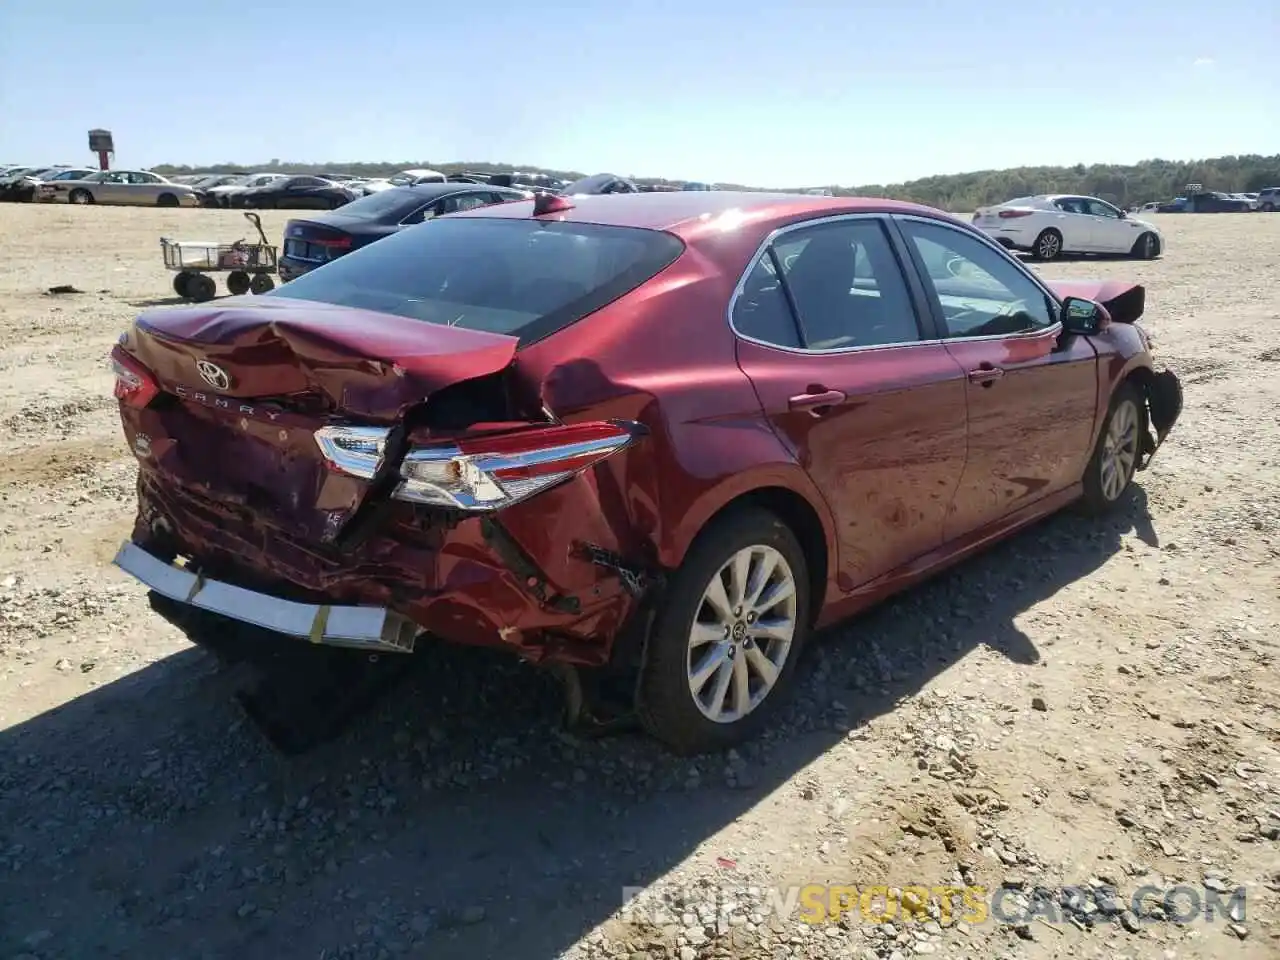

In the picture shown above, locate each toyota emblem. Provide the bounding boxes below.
[196,360,232,391]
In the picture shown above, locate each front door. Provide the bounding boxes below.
[732,215,969,590]
[893,216,1100,538]
[1082,198,1139,254]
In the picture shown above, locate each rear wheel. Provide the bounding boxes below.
[1081,383,1143,514]
[226,270,251,296]
[1033,228,1063,261]
[69,188,93,204]
[249,274,275,295]
[638,507,811,755]
[172,271,194,298]
[187,273,217,302]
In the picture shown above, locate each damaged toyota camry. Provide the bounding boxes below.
[109,191,1183,754]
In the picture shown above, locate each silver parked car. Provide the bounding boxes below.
[45,169,201,207]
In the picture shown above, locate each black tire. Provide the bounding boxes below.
[16,187,35,203]
[1130,232,1160,260]
[69,188,93,205]
[1032,228,1063,261]
[249,274,275,295]
[1262,203,1276,212]
[157,193,180,207]
[637,507,811,755]
[187,274,217,302]
[226,270,252,296]
[172,271,193,298]
[1080,382,1144,515]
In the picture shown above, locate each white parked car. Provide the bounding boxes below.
[972,194,1163,261]
[45,169,201,207]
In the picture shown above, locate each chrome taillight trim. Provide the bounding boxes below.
[314,425,390,480]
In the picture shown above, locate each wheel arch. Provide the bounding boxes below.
[667,476,835,625]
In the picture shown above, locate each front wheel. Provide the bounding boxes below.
[638,508,810,755]
[172,271,194,298]
[1080,383,1143,514]
[1130,232,1160,260]
[249,274,275,294]
[156,193,180,207]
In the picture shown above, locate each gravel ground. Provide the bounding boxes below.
[0,204,1277,960]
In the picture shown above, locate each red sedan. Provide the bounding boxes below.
[109,191,1183,754]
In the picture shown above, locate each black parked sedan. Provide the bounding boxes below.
[278,182,529,281]
[235,175,357,210]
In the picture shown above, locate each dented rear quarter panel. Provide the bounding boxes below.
[512,229,837,585]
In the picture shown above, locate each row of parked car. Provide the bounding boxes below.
[1133,189,1278,213]
[0,163,742,209]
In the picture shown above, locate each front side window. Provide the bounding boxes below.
[1085,199,1120,218]
[267,217,684,344]
[900,220,1057,339]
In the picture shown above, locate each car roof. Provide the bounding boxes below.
[448,190,962,242]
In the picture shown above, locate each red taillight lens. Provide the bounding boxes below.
[314,420,643,511]
[316,235,351,249]
[998,209,1034,219]
[110,345,160,408]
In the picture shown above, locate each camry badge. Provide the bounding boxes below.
[196,360,232,391]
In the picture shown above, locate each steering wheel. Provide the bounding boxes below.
[945,256,969,280]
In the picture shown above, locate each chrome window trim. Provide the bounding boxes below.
[726,211,1061,356]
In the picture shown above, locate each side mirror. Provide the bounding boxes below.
[1061,296,1103,335]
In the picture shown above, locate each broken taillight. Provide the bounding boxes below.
[314,420,643,511]
[110,345,160,408]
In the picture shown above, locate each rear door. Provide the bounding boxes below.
[1049,197,1094,250]
[731,214,969,590]
[893,216,1099,538]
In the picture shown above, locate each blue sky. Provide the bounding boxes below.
[1,0,1276,187]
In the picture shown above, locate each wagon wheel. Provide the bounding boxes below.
[187,274,217,302]
[249,274,275,295]
[226,271,252,296]
[172,271,194,298]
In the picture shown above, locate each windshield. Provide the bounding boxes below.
[266,217,684,343]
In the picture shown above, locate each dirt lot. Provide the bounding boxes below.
[0,204,1277,960]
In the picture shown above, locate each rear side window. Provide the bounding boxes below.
[268,217,685,344]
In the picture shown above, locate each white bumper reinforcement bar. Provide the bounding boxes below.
[112,541,418,654]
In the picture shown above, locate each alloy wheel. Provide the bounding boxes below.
[1038,232,1061,259]
[1100,399,1139,500]
[686,545,797,724]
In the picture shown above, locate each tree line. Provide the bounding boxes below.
[153,154,1280,212]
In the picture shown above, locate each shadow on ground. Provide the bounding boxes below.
[0,490,1154,960]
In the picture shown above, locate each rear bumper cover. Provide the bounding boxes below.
[114,541,419,653]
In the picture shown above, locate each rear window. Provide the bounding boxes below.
[326,188,437,221]
[266,216,685,344]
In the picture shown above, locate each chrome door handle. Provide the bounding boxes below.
[788,389,846,415]
[967,366,1004,386]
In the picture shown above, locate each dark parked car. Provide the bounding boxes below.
[278,183,529,281]
[1183,191,1253,212]
[236,175,356,210]
[109,191,1182,755]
